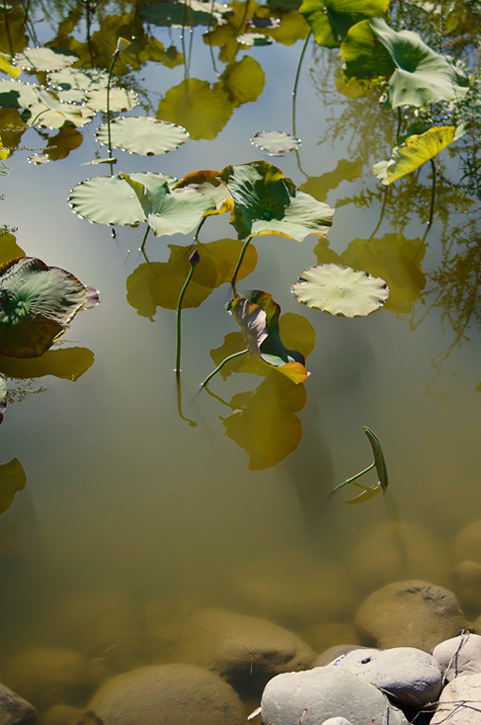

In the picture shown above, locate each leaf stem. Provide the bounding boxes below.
[292,31,312,138]
[194,215,207,243]
[175,258,197,373]
[200,348,249,388]
[428,157,436,226]
[328,460,376,498]
[107,52,119,160]
[231,236,252,297]
[140,224,150,251]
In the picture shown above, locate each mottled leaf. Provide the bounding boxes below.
[14,47,78,72]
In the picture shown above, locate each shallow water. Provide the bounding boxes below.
[0,0,481,717]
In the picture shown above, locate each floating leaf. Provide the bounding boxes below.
[299,0,389,49]
[0,458,26,513]
[0,257,96,358]
[340,18,395,79]
[218,160,334,241]
[14,47,78,72]
[0,347,94,381]
[221,56,265,105]
[237,33,274,46]
[227,290,309,383]
[96,116,188,156]
[139,0,229,26]
[23,90,95,129]
[222,373,307,470]
[250,130,301,155]
[292,263,389,317]
[0,374,5,422]
[126,238,258,318]
[85,87,139,113]
[0,51,21,78]
[68,172,176,226]
[173,169,233,214]
[157,79,233,141]
[0,79,40,108]
[363,425,388,492]
[47,67,110,93]
[373,126,458,185]
[146,183,218,237]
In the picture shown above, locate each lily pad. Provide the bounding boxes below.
[14,47,79,72]
[0,458,26,513]
[85,87,139,113]
[22,90,95,129]
[47,67,110,93]
[147,183,219,237]
[68,172,176,226]
[227,289,309,383]
[299,0,389,48]
[0,79,40,108]
[292,263,389,316]
[95,116,189,156]
[250,130,301,155]
[373,125,459,185]
[0,257,95,358]
[218,160,334,241]
[173,169,233,214]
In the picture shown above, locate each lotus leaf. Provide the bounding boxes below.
[262,10,310,45]
[237,33,274,46]
[0,374,5,423]
[157,79,234,140]
[299,0,389,48]
[292,263,389,316]
[340,18,395,78]
[96,116,188,156]
[85,88,139,113]
[47,67,110,92]
[139,0,228,27]
[0,257,95,358]
[146,183,219,237]
[14,47,79,72]
[23,90,95,129]
[314,234,425,315]
[126,239,257,317]
[222,372,307,469]
[0,51,21,78]
[227,290,309,383]
[0,79,40,108]
[373,126,459,185]
[369,18,466,108]
[218,160,334,241]
[250,130,301,155]
[210,312,315,379]
[0,347,94,381]
[173,170,233,214]
[68,172,176,226]
[0,458,26,513]
[221,56,265,105]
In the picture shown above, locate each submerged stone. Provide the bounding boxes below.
[0,682,39,725]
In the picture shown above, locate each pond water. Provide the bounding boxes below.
[1,0,481,719]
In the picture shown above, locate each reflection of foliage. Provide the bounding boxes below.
[0,459,26,515]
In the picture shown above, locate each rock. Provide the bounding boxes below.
[431,672,481,724]
[300,623,360,654]
[233,552,358,626]
[314,645,366,668]
[0,683,39,724]
[42,705,101,725]
[332,646,443,707]
[89,664,244,725]
[321,720,353,725]
[432,632,481,682]
[454,520,481,563]
[452,561,481,616]
[173,608,315,695]
[355,580,467,651]
[3,648,94,712]
[348,522,448,592]
[260,667,408,725]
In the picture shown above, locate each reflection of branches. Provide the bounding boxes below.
[6,379,46,405]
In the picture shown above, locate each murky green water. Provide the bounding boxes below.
[1,0,481,719]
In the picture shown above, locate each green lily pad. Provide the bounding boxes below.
[95,116,189,156]
[250,130,301,155]
[0,79,39,108]
[68,172,176,226]
[139,0,228,26]
[0,257,95,358]
[173,169,233,214]
[85,87,139,113]
[48,67,110,93]
[0,458,26,513]
[218,160,334,241]
[340,18,395,79]
[227,289,309,383]
[299,0,389,49]
[147,183,218,237]
[22,90,95,129]
[373,125,459,185]
[0,374,5,423]
[292,263,389,316]
[14,47,79,72]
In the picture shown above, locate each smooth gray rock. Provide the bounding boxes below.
[432,632,481,682]
[431,672,481,724]
[355,580,467,651]
[314,645,366,668]
[260,667,409,725]
[0,683,39,725]
[332,646,443,707]
[321,719,353,725]
[89,664,245,725]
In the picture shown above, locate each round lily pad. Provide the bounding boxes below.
[250,130,301,155]
[14,47,79,72]
[47,67,110,92]
[95,116,189,156]
[85,88,139,113]
[292,263,389,317]
[0,79,40,108]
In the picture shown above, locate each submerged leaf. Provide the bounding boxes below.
[345,483,381,504]
[14,47,78,72]
[250,130,301,155]
[292,263,389,316]
[363,425,388,492]
[227,290,309,383]
[0,257,95,358]
[96,116,189,156]
[0,458,26,513]
[218,160,334,241]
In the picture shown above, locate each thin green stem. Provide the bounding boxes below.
[200,348,249,388]
[292,31,312,138]
[140,224,150,251]
[175,262,196,373]
[194,215,207,243]
[396,106,402,142]
[231,236,252,297]
[176,371,197,427]
[328,461,376,499]
[428,157,436,226]
[106,52,119,160]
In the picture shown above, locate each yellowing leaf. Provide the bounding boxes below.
[0,51,21,78]
[0,459,26,514]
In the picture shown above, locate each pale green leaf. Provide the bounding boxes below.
[85,87,139,113]
[96,116,189,156]
[250,130,301,155]
[14,47,78,72]
[0,79,40,108]
[299,0,389,48]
